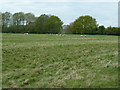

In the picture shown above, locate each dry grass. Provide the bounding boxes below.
[2,33,118,88]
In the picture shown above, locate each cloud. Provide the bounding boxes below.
[0,1,118,27]
[0,0,119,3]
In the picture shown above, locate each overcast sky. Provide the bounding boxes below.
[0,0,119,27]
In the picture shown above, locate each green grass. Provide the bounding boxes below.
[2,33,118,88]
[0,33,2,89]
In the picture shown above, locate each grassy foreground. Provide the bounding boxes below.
[0,58,1,89]
[2,33,118,88]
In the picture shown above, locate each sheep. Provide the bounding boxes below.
[24,33,28,35]
[80,35,87,37]
[60,34,65,36]
[56,34,64,36]
[80,35,84,37]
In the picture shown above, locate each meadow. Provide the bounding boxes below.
[2,33,118,88]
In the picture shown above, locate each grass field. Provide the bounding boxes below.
[0,58,1,89]
[2,33,118,88]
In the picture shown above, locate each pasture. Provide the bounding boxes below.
[2,33,118,88]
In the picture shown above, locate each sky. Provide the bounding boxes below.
[0,0,119,27]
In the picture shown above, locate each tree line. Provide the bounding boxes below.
[1,12,119,35]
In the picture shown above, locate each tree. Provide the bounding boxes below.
[2,12,13,32]
[2,12,12,27]
[13,12,25,26]
[25,13,36,25]
[98,25,105,34]
[71,15,98,34]
[63,23,73,34]
[45,15,63,33]
[12,12,26,33]
[105,26,119,35]
[25,22,36,33]
[0,12,2,33]
[35,14,63,34]
[24,13,36,33]
[35,14,49,33]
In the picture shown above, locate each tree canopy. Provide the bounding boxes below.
[71,15,98,34]
[35,14,63,34]
[1,12,119,35]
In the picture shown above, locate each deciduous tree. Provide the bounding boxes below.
[72,15,98,34]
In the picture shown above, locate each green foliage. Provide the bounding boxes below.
[13,12,25,26]
[35,14,63,34]
[71,15,98,34]
[25,22,36,33]
[104,26,119,35]
[63,23,73,34]
[98,25,105,34]
[25,13,36,25]
[35,14,49,33]
[2,12,12,31]
[46,15,63,34]
[2,12,36,33]
[1,12,119,35]
[2,34,118,88]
